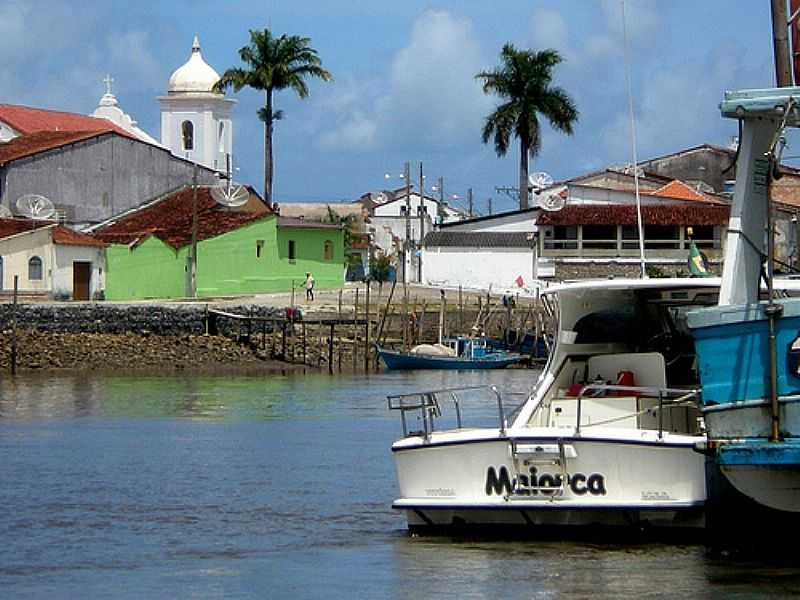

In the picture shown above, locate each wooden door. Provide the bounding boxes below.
[73,262,91,301]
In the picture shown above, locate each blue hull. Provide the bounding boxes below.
[378,348,523,370]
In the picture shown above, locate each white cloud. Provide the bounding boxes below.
[316,10,492,151]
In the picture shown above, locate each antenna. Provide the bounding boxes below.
[210,183,249,207]
[211,154,249,207]
[536,191,566,212]
[16,194,55,220]
[0,205,12,218]
[529,172,554,192]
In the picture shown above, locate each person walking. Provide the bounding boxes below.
[304,272,315,301]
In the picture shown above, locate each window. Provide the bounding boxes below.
[644,225,680,250]
[181,120,194,151]
[28,256,43,281]
[400,205,407,215]
[288,240,296,260]
[621,225,640,249]
[582,225,616,249]
[324,240,333,261]
[544,225,578,250]
[256,240,265,258]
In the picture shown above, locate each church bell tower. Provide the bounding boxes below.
[159,35,235,172]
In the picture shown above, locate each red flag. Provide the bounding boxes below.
[515,275,524,287]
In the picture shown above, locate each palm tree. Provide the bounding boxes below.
[476,45,578,210]
[215,29,331,205]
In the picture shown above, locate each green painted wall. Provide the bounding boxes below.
[197,218,345,296]
[105,236,187,300]
[104,216,345,300]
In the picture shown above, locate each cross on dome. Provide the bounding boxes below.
[103,74,114,95]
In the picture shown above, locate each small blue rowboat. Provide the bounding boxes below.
[377,337,524,370]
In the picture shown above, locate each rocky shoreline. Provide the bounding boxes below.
[0,329,303,373]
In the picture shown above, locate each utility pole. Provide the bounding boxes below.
[773,0,793,86]
[190,162,199,298]
[468,188,473,218]
[487,197,493,216]
[418,162,425,283]
[404,161,411,284]
[437,176,445,225]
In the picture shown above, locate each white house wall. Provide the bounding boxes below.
[422,246,543,292]
[52,244,105,299]
[0,227,53,292]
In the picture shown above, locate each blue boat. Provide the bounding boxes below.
[687,86,800,517]
[378,337,524,370]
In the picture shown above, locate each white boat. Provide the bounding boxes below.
[389,278,719,535]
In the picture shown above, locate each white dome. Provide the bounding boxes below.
[168,35,221,94]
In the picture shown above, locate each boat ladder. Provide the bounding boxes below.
[508,439,576,501]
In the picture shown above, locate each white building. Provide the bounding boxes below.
[159,36,235,172]
[0,220,106,300]
[421,207,554,293]
[91,75,161,146]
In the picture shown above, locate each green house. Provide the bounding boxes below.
[94,187,344,300]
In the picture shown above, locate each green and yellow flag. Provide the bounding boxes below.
[688,240,711,277]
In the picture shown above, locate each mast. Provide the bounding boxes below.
[772,0,793,86]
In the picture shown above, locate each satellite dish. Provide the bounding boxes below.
[529,172,554,191]
[16,194,55,220]
[210,183,249,207]
[0,205,12,218]
[536,191,566,212]
[375,192,388,203]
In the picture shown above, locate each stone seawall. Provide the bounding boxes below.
[0,304,282,336]
[0,304,291,372]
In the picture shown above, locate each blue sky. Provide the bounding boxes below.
[0,1,779,214]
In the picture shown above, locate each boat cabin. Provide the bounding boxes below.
[521,279,723,435]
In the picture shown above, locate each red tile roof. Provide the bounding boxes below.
[0,130,108,166]
[0,218,104,247]
[536,204,730,227]
[0,104,130,137]
[52,226,106,247]
[0,218,50,238]
[646,180,725,204]
[93,186,271,249]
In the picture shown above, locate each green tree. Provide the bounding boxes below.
[476,45,578,210]
[215,28,331,204]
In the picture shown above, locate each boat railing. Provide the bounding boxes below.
[387,385,517,440]
[575,384,700,438]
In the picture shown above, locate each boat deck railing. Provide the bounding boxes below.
[574,384,701,438]
[387,385,522,440]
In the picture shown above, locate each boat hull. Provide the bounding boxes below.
[391,431,707,533]
[379,348,523,370]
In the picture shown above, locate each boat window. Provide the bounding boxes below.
[573,306,639,346]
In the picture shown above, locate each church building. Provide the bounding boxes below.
[159,36,235,172]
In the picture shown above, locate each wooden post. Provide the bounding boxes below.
[291,280,295,310]
[328,323,335,374]
[11,275,18,376]
[353,288,359,371]
[418,300,427,344]
[364,280,371,372]
[458,285,463,333]
[403,284,409,351]
[282,321,287,360]
[318,320,324,367]
[338,288,343,371]
[438,290,445,345]
[302,321,307,365]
